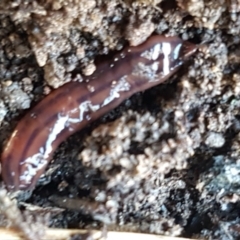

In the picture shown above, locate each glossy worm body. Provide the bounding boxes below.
[1,35,197,191]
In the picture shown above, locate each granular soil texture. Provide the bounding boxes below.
[1,0,240,239]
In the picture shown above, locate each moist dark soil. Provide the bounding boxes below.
[1,0,240,239]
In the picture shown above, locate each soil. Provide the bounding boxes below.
[1,0,240,239]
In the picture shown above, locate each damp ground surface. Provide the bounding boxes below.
[1,0,240,239]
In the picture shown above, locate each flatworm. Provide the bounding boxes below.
[1,35,197,191]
